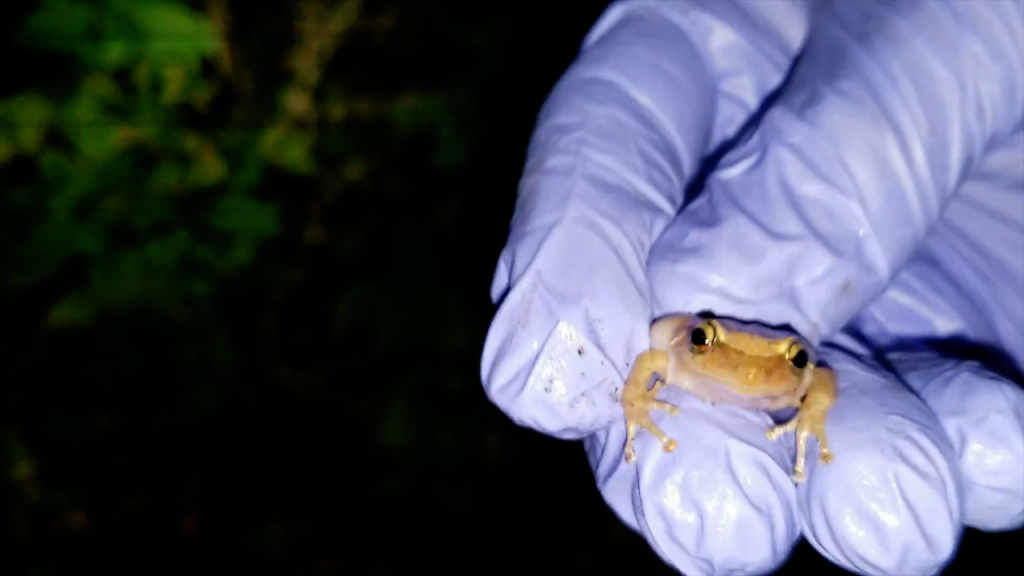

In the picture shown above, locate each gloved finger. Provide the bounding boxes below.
[850,128,1024,376]
[885,353,1024,533]
[798,343,961,576]
[584,385,800,576]
[845,129,1024,532]
[647,0,1024,345]
[481,0,810,439]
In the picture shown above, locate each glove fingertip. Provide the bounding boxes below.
[631,394,800,575]
[482,291,624,439]
[895,358,1024,532]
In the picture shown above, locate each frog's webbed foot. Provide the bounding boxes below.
[767,408,832,483]
[624,380,680,463]
[622,350,679,463]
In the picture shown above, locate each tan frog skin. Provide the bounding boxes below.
[621,314,837,483]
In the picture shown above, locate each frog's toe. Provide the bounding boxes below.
[650,399,680,416]
[623,409,678,462]
[622,381,681,462]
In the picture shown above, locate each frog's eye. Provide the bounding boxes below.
[689,322,717,350]
[787,343,810,369]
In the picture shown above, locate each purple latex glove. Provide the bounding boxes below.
[481,1,1024,575]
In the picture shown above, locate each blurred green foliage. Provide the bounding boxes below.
[0,0,655,573]
[3,0,307,326]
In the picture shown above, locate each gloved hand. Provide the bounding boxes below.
[481,1,1024,575]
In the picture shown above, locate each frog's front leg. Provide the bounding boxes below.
[622,349,680,463]
[767,367,837,482]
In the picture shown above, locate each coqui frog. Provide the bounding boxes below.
[621,314,837,483]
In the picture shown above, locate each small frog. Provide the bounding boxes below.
[621,314,837,483]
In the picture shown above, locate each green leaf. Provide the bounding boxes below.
[208,195,280,238]
[119,0,217,68]
[0,138,13,164]
[142,230,192,269]
[160,65,188,105]
[0,94,55,154]
[149,159,184,194]
[260,124,316,175]
[61,77,124,158]
[93,36,141,71]
[37,149,76,183]
[182,132,227,186]
[19,0,96,56]
[228,142,267,195]
[45,293,96,328]
[21,0,217,72]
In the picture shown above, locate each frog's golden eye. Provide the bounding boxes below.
[787,343,810,369]
[689,322,717,350]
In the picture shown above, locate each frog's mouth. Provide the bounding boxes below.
[672,367,811,412]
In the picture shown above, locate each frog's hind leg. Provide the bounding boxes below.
[768,411,823,483]
[792,425,811,483]
[622,350,680,463]
[788,411,835,482]
[816,426,834,464]
[645,379,682,413]
[625,402,678,461]
[766,367,838,482]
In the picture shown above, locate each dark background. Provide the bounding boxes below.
[0,0,1019,574]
